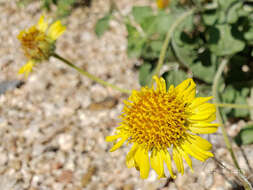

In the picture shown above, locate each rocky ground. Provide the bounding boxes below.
[0,1,252,190]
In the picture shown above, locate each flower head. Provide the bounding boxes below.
[156,0,170,9]
[17,15,66,77]
[106,76,218,179]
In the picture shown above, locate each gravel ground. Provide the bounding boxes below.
[1,1,253,190]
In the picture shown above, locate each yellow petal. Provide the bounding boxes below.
[188,134,212,151]
[189,112,217,124]
[48,20,66,40]
[190,97,213,109]
[204,113,217,123]
[161,149,175,178]
[153,76,166,93]
[129,90,139,102]
[17,30,25,40]
[189,123,219,134]
[181,142,206,161]
[183,80,196,102]
[105,134,121,142]
[191,123,219,127]
[126,144,138,168]
[175,78,193,93]
[181,135,213,161]
[110,136,128,152]
[134,147,150,179]
[191,143,214,160]
[36,15,48,32]
[177,146,193,172]
[18,60,35,78]
[173,147,184,175]
[189,103,216,121]
[194,103,216,113]
[150,149,164,178]
[168,85,174,93]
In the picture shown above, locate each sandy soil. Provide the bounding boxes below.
[0,1,252,190]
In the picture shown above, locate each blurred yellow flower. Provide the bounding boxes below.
[17,15,66,77]
[106,76,218,179]
[156,0,170,9]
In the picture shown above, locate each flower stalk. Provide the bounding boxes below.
[215,103,253,110]
[212,59,252,190]
[53,53,131,95]
[213,157,253,190]
[212,58,241,172]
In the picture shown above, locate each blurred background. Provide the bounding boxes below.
[0,0,253,189]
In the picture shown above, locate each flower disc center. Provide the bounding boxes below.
[123,90,188,150]
[18,27,53,61]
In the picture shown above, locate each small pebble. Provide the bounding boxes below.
[56,170,73,184]
[58,134,74,152]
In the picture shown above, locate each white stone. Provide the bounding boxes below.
[0,151,8,165]
[58,134,74,151]
[204,174,214,189]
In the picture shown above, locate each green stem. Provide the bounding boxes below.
[212,59,252,190]
[213,157,253,190]
[53,53,131,95]
[150,8,195,86]
[215,103,253,110]
[212,58,241,172]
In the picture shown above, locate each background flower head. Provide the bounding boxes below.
[156,0,170,9]
[107,76,218,179]
[17,15,66,77]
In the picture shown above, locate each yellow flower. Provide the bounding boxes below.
[17,15,66,77]
[156,0,170,9]
[106,76,218,179]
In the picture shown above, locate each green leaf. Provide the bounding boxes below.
[154,12,175,34]
[139,15,157,35]
[141,41,162,60]
[131,11,176,60]
[150,41,163,52]
[141,11,175,35]
[134,10,175,36]
[132,6,153,24]
[139,63,154,86]
[171,33,198,66]
[234,90,249,118]
[171,12,196,66]
[197,84,212,97]
[42,0,53,10]
[126,23,145,58]
[207,25,245,56]
[227,2,244,24]
[202,10,218,25]
[216,0,248,24]
[163,70,188,87]
[221,85,236,114]
[218,0,238,12]
[190,50,217,83]
[244,27,253,41]
[95,14,112,37]
[222,85,236,103]
[56,0,76,18]
[190,62,216,83]
[221,85,250,118]
[234,124,253,146]
[242,88,250,97]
